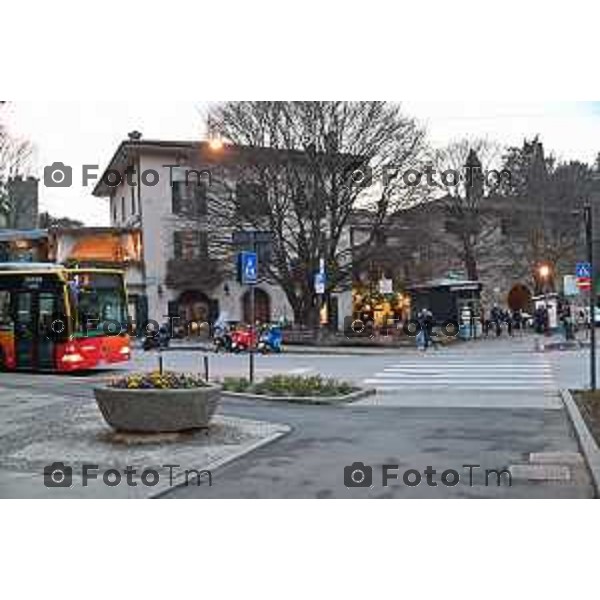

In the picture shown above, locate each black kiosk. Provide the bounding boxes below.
[408,278,483,338]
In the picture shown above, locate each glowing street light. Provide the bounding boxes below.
[209,137,224,151]
[538,264,551,280]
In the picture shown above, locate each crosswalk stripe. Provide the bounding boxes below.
[363,353,556,391]
[380,363,549,368]
[380,367,552,372]
[371,374,555,380]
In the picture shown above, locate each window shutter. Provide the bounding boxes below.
[173,231,183,258]
[172,183,182,214]
[199,231,209,258]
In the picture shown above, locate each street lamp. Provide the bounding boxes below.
[584,204,596,390]
[209,138,224,152]
[538,263,551,326]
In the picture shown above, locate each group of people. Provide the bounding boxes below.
[482,304,522,337]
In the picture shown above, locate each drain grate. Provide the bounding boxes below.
[509,464,571,481]
[529,452,584,466]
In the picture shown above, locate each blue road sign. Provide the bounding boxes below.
[576,262,592,278]
[239,251,258,285]
[314,272,326,294]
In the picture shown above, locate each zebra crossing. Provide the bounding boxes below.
[362,352,557,392]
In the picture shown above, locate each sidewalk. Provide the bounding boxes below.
[165,336,461,356]
[166,341,448,356]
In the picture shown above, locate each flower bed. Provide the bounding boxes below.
[108,371,208,390]
[222,374,358,398]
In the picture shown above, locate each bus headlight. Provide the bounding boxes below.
[61,353,84,364]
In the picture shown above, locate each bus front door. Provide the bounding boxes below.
[13,291,59,370]
[14,291,35,369]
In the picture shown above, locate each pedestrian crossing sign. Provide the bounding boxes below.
[576,262,592,279]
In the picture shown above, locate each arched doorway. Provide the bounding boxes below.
[507,284,532,312]
[242,288,271,324]
[177,290,212,325]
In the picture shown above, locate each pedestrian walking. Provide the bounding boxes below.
[505,310,513,336]
[491,304,502,337]
[416,308,434,351]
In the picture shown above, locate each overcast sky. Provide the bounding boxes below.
[4,101,600,226]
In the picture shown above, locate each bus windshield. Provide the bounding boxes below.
[67,272,127,336]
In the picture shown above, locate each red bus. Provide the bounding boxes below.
[0,264,131,372]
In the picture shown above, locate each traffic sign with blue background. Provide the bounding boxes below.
[314,272,326,294]
[239,251,258,285]
[576,262,592,278]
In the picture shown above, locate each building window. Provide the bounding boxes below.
[173,230,209,260]
[121,196,126,221]
[131,187,136,215]
[112,198,117,224]
[236,181,269,219]
[172,182,208,217]
[375,230,387,246]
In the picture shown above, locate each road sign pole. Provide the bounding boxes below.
[238,245,259,383]
[585,205,596,391]
[249,236,256,384]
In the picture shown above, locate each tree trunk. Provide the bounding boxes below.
[463,239,479,281]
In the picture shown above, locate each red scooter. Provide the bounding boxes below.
[230,328,258,353]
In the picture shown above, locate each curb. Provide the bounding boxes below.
[166,345,455,357]
[152,421,292,499]
[560,389,600,498]
[222,387,377,405]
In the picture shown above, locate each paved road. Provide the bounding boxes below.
[0,334,596,498]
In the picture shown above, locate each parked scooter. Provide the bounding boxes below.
[213,325,233,353]
[230,327,258,353]
[257,326,283,354]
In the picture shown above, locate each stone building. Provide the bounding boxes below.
[0,176,39,229]
[350,192,587,315]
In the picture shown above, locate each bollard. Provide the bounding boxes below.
[158,352,164,375]
[203,355,209,382]
[249,351,255,384]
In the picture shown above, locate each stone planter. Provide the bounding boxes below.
[94,384,222,433]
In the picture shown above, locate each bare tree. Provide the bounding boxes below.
[204,101,426,326]
[0,103,32,220]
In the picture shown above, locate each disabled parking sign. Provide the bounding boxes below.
[239,251,258,285]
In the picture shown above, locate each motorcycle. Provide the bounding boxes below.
[257,326,283,354]
[142,324,170,351]
[213,330,233,353]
